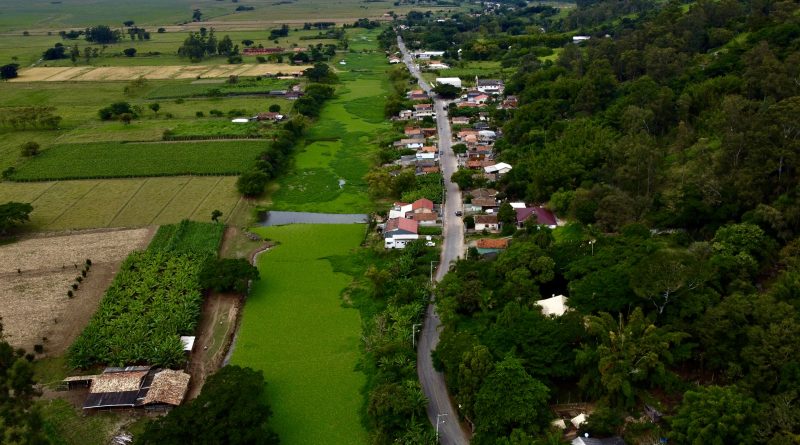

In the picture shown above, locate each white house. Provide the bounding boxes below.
[415,51,446,60]
[475,77,504,94]
[474,214,500,232]
[572,35,591,43]
[484,162,512,175]
[384,217,420,249]
[389,57,402,64]
[428,62,450,70]
[436,77,462,88]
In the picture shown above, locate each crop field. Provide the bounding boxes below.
[271,32,388,214]
[0,228,152,351]
[232,224,368,445]
[0,176,240,230]
[0,0,461,33]
[11,64,306,81]
[11,140,267,180]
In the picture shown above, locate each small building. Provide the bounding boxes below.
[254,112,283,121]
[475,77,505,94]
[471,197,498,210]
[572,35,591,43]
[436,77,462,89]
[243,47,285,55]
[389,56,402,64]
[415,50,446,60]
[484,162,512,176]
[428,61,450,70]
[515,206,557,229]
[452,116,470,125]
[476,238,509,255]
[231,118,250,123]
[474,214,500,232]
[469,188,498,199]
[73,366,191,411]
[384,217,420,249]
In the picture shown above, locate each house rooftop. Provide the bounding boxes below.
[476,238,509,249]
[385,217,419,234]
[474,214,498,224]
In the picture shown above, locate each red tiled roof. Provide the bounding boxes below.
[411,212,438,222]
[474,214,498,224]
[476,238,509,249]
[472,197,497,207]
[422,166,440,173]
[412,198,434,210]
[385,217,419,234]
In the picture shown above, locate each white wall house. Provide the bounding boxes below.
[436,77,462,88]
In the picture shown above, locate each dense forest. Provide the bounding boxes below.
[391,0,800,443]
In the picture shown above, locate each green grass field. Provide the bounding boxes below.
[11,140,267,180]
[270,30,388,213]
[0,176,240,230]
[232,224,368,445]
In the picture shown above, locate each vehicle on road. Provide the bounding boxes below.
[455,210,463,216]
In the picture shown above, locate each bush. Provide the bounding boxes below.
[195,111,204,117]
[98,102,136,121]
[209,109,224,117]
[418,226,442,236]
[20,141,40,157]
[236,170,269,196]
[199,258,260,293]
[123,48,137,57]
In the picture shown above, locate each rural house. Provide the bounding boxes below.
[474,214,500,232]
[475,77,505,94]
[384,217,420,249]
[515,206,558,229]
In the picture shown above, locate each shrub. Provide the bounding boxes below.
[123,48,137,57]
[236,170,269,196]
[71,283,78,290]
[67,290,73,298]
[33,344,44,354]
[196,111,204,117]
[20,141,40,157]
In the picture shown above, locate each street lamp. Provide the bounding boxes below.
[430,261,439,283]
[412,323,421,348]
[436,413,448,441]
[589,239,596,256]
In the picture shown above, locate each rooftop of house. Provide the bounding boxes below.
[476,238,509,249]
[385,217,419,234]
[472,197,498,207]
[516,206,557,226]
[474,214,499,224]
[412,198,434,210]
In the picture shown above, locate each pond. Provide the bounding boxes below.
[258,211,369,226]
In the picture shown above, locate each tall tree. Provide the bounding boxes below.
[0,202,33,235]
[669,386,760,445]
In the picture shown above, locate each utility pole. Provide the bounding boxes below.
[436,413,448,441]
[412,323,421,348]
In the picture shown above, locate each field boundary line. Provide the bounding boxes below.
[148,177,193,225]
[108,179,148,227]
[189,177,223,220]
[44,181,100,229]
[27,181,59,205]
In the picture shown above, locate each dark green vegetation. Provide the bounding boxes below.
[396,0,800,443]
[345,242,439,443]
[68,221,224,368]
[199,258,260,293]
[0,320,48,444]
[0,201,33,235]
[136,365,279,445]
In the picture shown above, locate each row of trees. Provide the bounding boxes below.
[177,28,240,62]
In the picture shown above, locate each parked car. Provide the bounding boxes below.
[455,210,463,216]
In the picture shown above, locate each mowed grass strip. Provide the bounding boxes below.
[232,224,368,445]
[0,176,239,230]
[12,140,267,181]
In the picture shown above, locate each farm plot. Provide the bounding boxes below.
[0,228,152,352]
[0,176,240,230]
[11,140,267,180]
[232,224,368,445]
[67,221,222,368]
[11,64,306,82]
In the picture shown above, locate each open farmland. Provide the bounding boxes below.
[0,228,152,352]
[10,64,306,82]
[12,140,267,180]
[232,224,368,445]
[0,176,240,230]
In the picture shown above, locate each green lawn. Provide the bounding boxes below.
[39,399,120,445]
[232,224,368,445]
[12,140,266,180]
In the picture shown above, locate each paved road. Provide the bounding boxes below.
[398,34,469,445]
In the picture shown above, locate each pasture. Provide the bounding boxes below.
[0,176,240,230]
[0,228,152,352]
[231,224,368,445]
[11,140,267,180]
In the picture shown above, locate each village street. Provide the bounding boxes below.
[397,34,470,445]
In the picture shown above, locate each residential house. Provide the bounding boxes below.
[478,130,497,141]
[428,61,450,70]
[499,95,518,109]
[243,47,284,55]
[384,217,420,249]
[416,152,437,162]
[436,77,462,88]
[469,188,498,199]
[398,109,414,120]
[515,206,557,229]
[408,90,429,101]
[389,56,402,64]
[484,162,512,176]
[474,214,500,232]
[394,138,424,149]
[572,35,591,43]
[419,166,440,175]
[254,112,283,121]
[475,77,505,94]
[457,129,479,141]
[451,116,470,125]
[421,127,438,138]
[415,51,446,59]
[473,121,490,130]
[471,197,498,210]
[404,127,423,138]
[413,103,434,119]
[473,93,490,104]
[421,146,438,154]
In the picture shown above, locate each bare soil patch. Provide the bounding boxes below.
[0,228,154,353]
